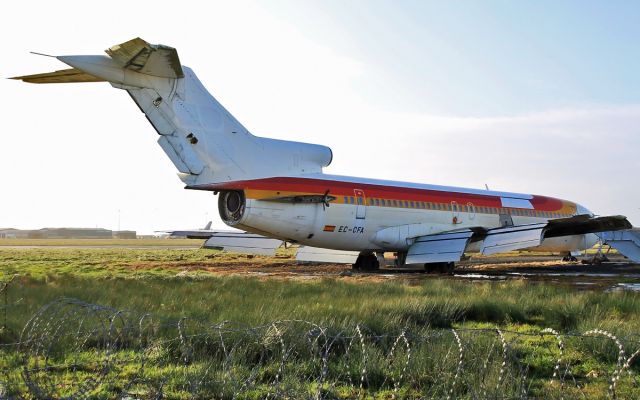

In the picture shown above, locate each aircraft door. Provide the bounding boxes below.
[451,201,460,224]
[354,189,366,219]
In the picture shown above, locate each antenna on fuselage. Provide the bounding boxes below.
[485,184,490,190]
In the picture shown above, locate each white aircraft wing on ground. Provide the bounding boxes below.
[597,229,640,262]
[161,225,284,256]
[202,232,284,256]
[296,247,360,264]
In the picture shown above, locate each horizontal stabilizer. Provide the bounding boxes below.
[296,247,359,264]
[481,223,547,255]
[203,231,283,256]
[10,68,104,84]
[406,230,473,264]
[105,37,184,79]
[597,229,640,262]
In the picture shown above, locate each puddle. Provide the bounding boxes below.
[507,272,621,278]
[609,283,640,292]
[454,273,506,280]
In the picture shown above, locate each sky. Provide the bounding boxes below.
[1,0,639,233]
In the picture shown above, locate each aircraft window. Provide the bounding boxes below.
[404,200,409,208]
[350,197,355,204]
[375,199,380,206]
[393,200,397,207]
[358,197,363,205]
[410,201,414,208]
[463,205,468,212]
[368,199,373,206]
[344,196,348,204]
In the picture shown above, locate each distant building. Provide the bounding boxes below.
[113,230,137,239]
[1,227,138,239]
[0,228,30,239]
[37,228,113,239]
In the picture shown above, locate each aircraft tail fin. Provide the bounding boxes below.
[12,38,333,187]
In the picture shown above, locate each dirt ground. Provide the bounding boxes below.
[167,253,640,290]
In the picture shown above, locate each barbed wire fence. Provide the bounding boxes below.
[0,279,639,399]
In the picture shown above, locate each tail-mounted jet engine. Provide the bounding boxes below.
[218,191,245,225]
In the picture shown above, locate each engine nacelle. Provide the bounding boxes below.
[218,191,246,226]
[218,190,321,242]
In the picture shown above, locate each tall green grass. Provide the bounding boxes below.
[2,247,640,398]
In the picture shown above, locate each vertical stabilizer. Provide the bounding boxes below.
[11,38,333,187]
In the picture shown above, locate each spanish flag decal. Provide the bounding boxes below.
[323,225,336,232]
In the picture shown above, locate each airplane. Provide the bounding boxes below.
[11,38,640,272]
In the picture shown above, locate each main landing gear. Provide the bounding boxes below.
[561,252,578,262]
[424,262,455,274]
[352,253,380,271]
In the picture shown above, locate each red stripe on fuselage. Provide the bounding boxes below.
[189,177,567,212]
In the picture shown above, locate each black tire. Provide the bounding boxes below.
[355,254,379,271]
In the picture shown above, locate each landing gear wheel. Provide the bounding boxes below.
[394,252,407,268]
[353,254,380,271]
[562,255,578,262]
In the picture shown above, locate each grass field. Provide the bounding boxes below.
[1,245,639,398]
[0,237,203,247]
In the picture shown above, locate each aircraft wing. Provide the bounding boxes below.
[404,215,635,265]
[406,230,474,264]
